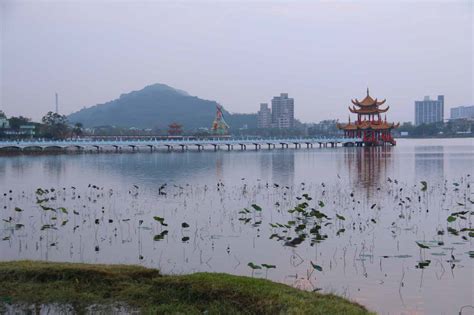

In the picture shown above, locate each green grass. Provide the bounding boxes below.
[0,260,372,314]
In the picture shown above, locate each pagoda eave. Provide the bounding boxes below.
[337,121,400,131]
[349,106,390,114]
[351,97,387,107]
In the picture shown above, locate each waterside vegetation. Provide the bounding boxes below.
[0,260,371,314]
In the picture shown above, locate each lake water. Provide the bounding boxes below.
[1,138,473,314]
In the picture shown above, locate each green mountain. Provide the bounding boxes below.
[68,84,256,130]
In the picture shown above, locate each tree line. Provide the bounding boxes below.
[398,120,473,137]
[0,111,83,140]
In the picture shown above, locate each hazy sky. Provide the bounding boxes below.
[1,0,472,123]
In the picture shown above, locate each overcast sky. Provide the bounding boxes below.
[1,0,472,123]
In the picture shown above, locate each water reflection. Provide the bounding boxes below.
[43,156,67,180]
[414,146,445,181]
[0,139,473,315]
[257,152,272,180]
[271,151,295,186]
[343,146,393,197]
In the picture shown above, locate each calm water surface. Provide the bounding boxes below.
[0,138,473,314]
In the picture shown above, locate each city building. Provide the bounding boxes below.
[337,89,399,146]
[450,105,474,120]
[257,103,272,129]
[0,117,9,129]
[19,125,36,137]
[271,93,294,128]
[0,111,9,129]
[414,95,444,126]
[275,113,291,129]
[2,124,36,138]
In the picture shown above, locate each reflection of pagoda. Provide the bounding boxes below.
[337,89,399,146]
[342,146,393,198]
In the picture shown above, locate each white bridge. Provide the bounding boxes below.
[0,137,363,152]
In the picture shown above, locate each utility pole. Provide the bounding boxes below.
[55,93,59,114]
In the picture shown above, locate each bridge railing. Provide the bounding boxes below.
[0,136,363,148]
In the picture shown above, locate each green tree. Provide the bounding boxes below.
[72,122,84,137]
[8,116,31,131]
[40,111,70,139]
[412,122,443,137]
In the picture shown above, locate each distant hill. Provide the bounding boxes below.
[68,84,256,130]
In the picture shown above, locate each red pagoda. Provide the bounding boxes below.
[337,89,399,146]
[168,122,183,136]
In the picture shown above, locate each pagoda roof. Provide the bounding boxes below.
[337,121,399,131]
[351,88,386,107]
[349,106,390,114]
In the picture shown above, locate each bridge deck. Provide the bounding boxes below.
[0,137,364,151]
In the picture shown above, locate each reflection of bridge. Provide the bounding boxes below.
[0,137,363,152]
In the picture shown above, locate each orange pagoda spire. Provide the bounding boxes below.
[338,89,399,146]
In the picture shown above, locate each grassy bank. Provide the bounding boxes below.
[0,261,372,314]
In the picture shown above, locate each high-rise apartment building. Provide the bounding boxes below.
[415,95,444,126]
[450,105,474,120]
[257,103,272,129]
[271,93,294,128]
